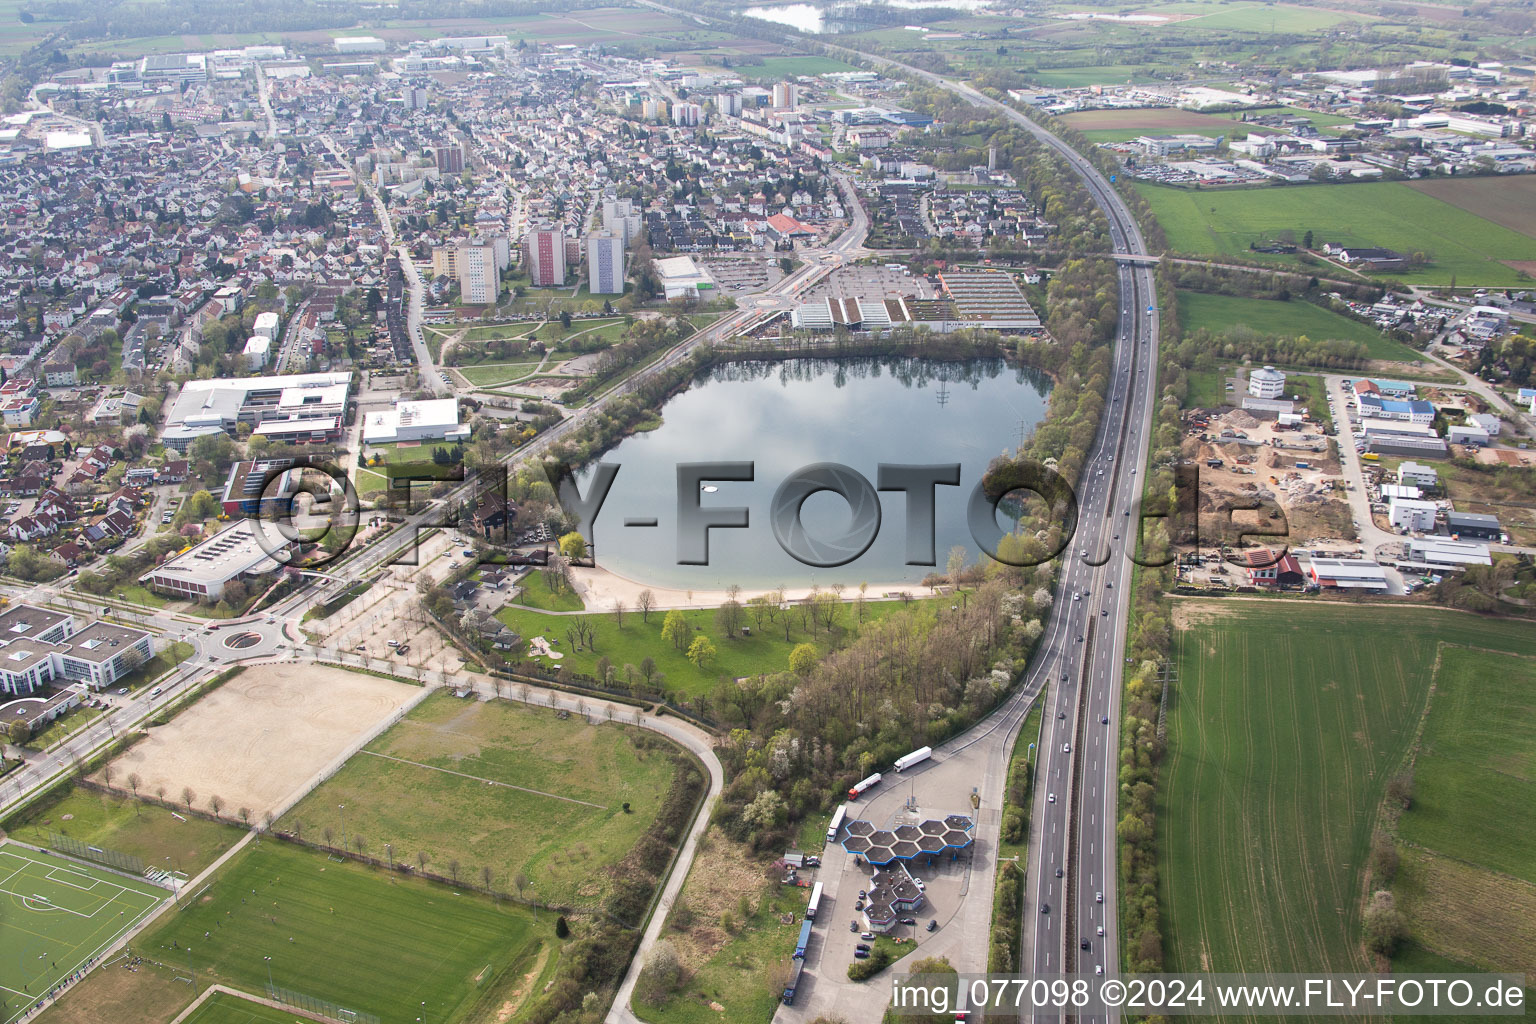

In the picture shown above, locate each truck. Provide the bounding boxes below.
[782,958,805,1004]
[893,746,932,772]
[1295,461,1311,469]
[826,803,848,845]
[806,881,823,921]
[848,772,882,799]
[793,918,814,960]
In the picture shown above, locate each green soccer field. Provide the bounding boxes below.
[0,843,167,1023]
[179,990,308,1024]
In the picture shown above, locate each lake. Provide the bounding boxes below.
[577,357,1050,589]
[743,0,994,34]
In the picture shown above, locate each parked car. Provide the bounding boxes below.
[853,950,869,960]
[926,920,938,932]
[860,932,874,940]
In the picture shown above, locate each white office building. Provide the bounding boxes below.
[588,231,625,295]
[1248,365,1287,399]
[361,398,470,445]
[1388,497,1438,532]
[1398,462,1440,488]
[0,605,156,696]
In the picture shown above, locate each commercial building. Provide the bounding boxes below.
[1248,365,1287,399]
[161,371,352,451]
[138,54,208,84]
[1357,394,1435,423]
[936,271,1043,331]
[139,519,298,601]
[1445,511,1502,540]
[525,223,566,288]
[1307,557,1390,591]
[654,255,715,300]
[1388,497,1438,532]
[0,604,155,696]
[1398,462,1439,488]
[361,398,470,445]
[587,231,625,295]
[1404,537,1492,571]
[334,36,388,54]
[457,242,500,305]
[1447,424,1490,447]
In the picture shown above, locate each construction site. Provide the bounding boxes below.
[1183,405,1356,552]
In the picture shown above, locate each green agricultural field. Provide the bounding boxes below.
[1138,182,1536,287]
[1161,602,1536,976]
[143,840,551,1024]
[737,56,861,78]
[497,593,936,698]
[0,844,166,1024]
[1176,290,1423,362]
[281,693,682,909]
[6,787,243,878]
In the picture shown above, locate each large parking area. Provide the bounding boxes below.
[799,264,936,303]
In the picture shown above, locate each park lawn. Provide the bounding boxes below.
[110,641,195,694]
[365,441,464,466]
[634,847,802,1024]
[1397,646,1536,884]
[1138,181,1536,287]
[511,569,584,611]
[458,361,545,387]
[497,594,934,698]
[111,582,169,609]
[462,322,541,344]
[144,840,553,1024]
[280,692,683,909]
[1161,602,1536,976]
[6,786,244,878]
[1176,290,1422,363]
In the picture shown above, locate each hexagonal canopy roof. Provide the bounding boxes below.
[919,819,946,835]
[868,830,898,847]
[866,844,896,865]
[916,834,946,852]
[895,824,921,841]
[845,819,875,837]
[891,840,919,858]
[945,814,974,831]
[941,827,972,848]
[842,835,872,853]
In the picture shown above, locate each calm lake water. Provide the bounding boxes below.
[578,358,1050,589]
[743,0,993,34]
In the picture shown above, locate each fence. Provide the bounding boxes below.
[46,831,144,875]
[264,983,381,1024]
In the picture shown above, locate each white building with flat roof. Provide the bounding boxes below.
[654,255,715,300]
[139,520,297,602]
[1308,557,1390,591]
[1398,462,1439,488]
[0,604,156,696]
[162,371,352,450]
[361,398,470,445]
[334,36,387,53]
[1389,497,1438,532]
[1404,538,1492,571]
[253,310,280,341]
[243,335,271,370]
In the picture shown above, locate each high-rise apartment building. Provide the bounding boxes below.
[588,231,625,294]
[525,223,565,288]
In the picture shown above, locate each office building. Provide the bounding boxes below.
[334,36,387,54]
[362,398,470,445]
[525,223,566,287]
[588,231,625,294]
[0,604,156,696]
[602,197,642,245]
[1248,365,1287,399]
[672,102,703,126]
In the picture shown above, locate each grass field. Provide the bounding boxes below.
[735,56,861,78]
[1176,290,1422,362]
[143,840,550,1024]
[1138,181,1536,287]
[0,844,166,1023]
[177,992,299,1024]
[458,361,545,388]
[497,594,935,698]
[7,788,243,880]
[1161,602,1536,976]
[510,570,584,611]
[280,693,681,908]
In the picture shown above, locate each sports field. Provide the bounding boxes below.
[1161,602,1536,976]
[280,692,682,908]
[178,992,298,1024]
[1176,291,1422,362]
[0,844,166,1024]
[143,840,550,1024]
[1137,181,1536,287]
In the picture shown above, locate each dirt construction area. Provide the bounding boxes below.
[104,664,421,819]
[1184,408,1355,546]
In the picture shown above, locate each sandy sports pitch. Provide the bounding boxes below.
[105,664,420,819]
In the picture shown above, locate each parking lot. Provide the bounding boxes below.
[703,256,781,296]
[799,265,936,303]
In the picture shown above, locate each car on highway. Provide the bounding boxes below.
[1096,891,1103,903]
[1055,867,1063,878]
[1096,965,1104,976]
[1102,716,1110,724]
[1040,903,1049,914]
[1047,793,1056,803]
[1098,925,1104,936]
[1081,940,1091,951]
[1063,743,1071,753]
